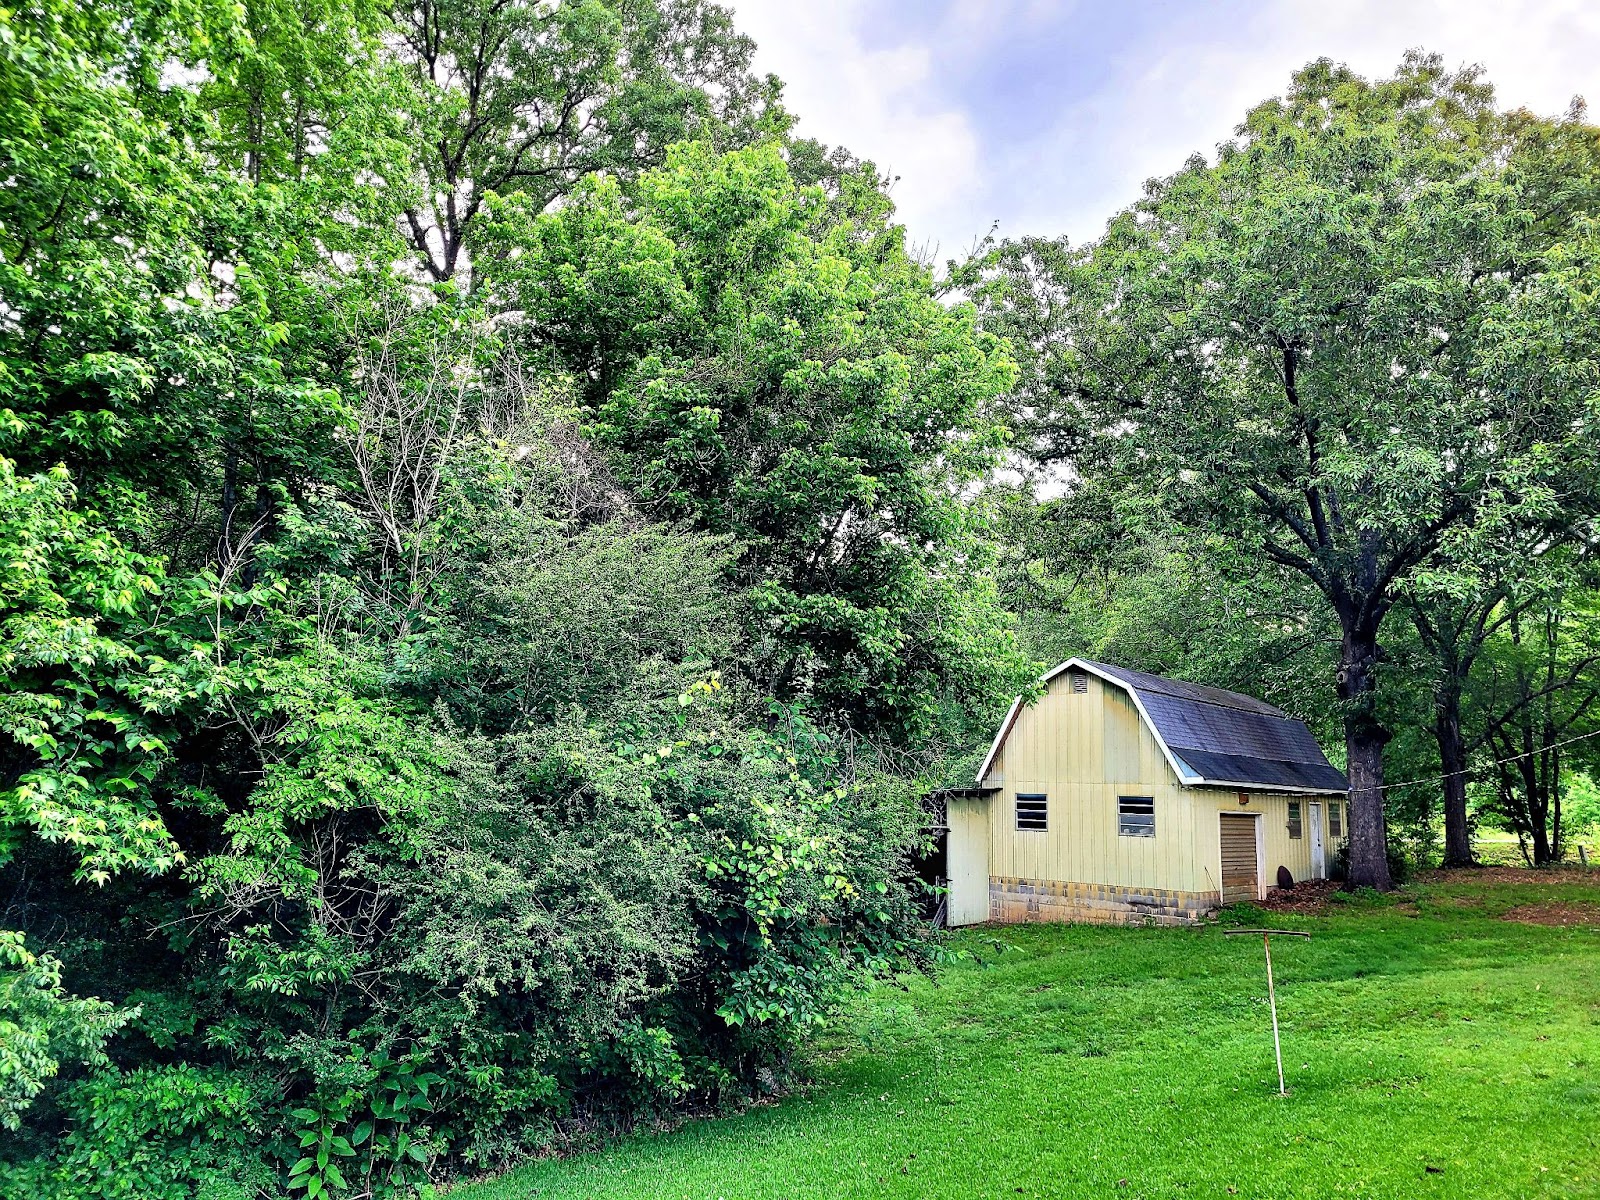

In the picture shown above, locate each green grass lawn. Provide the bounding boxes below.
[453,872,1600,1200]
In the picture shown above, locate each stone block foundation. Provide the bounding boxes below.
[988,876,1216,926]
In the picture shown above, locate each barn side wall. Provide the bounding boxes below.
[966,671,1346,926]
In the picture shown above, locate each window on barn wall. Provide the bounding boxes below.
[1287,800,1303,839]
[1328,800,1343,838]
[1016,794,1048,831]
[1118,795,1155,837]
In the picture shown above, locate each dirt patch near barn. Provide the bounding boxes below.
[1256,879,1343,915]
[1501,902,1600,927]
[1245,867,1600,919]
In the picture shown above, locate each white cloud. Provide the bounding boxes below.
[729,0,1600,254]
[1022,0,1600,243]
[731,0,985,259]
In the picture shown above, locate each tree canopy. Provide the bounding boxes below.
[974,53,1600,887]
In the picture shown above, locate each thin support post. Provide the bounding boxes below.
[1224,928,1309,1094]
[1264,932,1285,1095]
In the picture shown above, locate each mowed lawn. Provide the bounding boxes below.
[454,873,1600,1200]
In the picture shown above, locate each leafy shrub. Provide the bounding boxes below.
[4,1065,270,1200]
[1563,773,1600,841]
[0,932,131,1132]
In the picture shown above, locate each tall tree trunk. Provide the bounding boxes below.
[246,92,263,185]
[1528,747,1560,865]
[241,481,271,589]
[1550,753,1564,864]
[219,445,240,562]
[1529,791,1553,864]
[1435,678,1476,867]
[1340,625,1394,890]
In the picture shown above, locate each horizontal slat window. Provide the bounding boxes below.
[1328,800,1343,838]
[1287,800,1303,839]
[1015,794,1048,832]
[1118,795,1155,837]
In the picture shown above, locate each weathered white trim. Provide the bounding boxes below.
[975,695,1024,786]
[1062,659,1201,787]
[1179,777,1347,797]
[1255,812,1268,901]
[975,657,1345,795]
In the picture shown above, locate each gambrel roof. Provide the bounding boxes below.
[978,658,1348,795]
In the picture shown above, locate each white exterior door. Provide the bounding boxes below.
[946,797,991,926]
[1309,800,1325,880]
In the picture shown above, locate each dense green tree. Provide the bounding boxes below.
[0,0,968,1191]
[0,0,418,603]
[975,55,1600,887]
[984,482,1340,724]
[203,0,393,185]
[482,142,1030,742]
[0,457,225,883]
[1401,108,1600,864]
[391,0,782,282]
[1405,538,1573,867]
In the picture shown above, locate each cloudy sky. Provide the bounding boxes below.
[729,0,1600,260]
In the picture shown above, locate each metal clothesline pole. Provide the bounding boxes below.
[1225,928,1311,1096]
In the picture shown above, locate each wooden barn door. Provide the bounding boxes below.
[1219,814,1261,903]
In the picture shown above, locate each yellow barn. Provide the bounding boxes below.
[943,659,1349,926]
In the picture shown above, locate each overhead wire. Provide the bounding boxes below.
[1376,724,1600,793]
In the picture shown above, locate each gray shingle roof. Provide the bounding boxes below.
[1080,660,1348,792]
